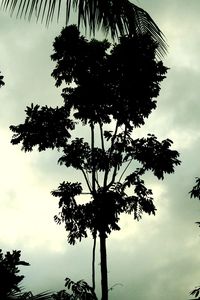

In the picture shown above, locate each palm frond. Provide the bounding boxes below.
[25,291,53,299]
[7,290,53,299]
[0,0,167,57]
[1,0,61,25]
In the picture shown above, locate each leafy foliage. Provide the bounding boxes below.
[189,177,200,227]
[189,178,200,298]
[0,249,53,300]
[51,26,167,127]
[64,277,97,299]
[10,104,74,152]
[190,177,200,200]
[0,249,29,298]
[128,135,179,180]
[10,26,180,298]
[10,25,180,247]
[0,249,95,299]
[51,278,97,299]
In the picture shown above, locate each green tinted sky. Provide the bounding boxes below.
[0,1,200,299]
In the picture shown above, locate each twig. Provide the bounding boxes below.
[103,121,119,188]
[81,168,92,193]
[118,158,133,182]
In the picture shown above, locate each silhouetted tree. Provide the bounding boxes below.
[10,25,180,300]
[0,0,167,57]
[190,178,200,200]
[190,177,200,227]
[0,249,52,299]
[189,178,200,299]
[0,249,29,298]
[53,278,97,299]
[0,249,96,299]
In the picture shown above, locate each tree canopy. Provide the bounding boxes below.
[10,26,180,299]
[10,25,180,243]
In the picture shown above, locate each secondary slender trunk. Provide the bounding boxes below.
[92,232,96,291]
[100,230,108,300]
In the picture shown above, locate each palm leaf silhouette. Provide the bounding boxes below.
[1,0,167,57]
[7,290,53,299]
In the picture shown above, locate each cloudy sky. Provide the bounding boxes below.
[0,1,200,299]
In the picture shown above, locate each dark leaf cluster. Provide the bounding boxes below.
[52,176,155,243]
[51,25,167,126]
[190,177,200,200]
[126,134,180,180]
[122,170,155,219]
[58,138,91,170]
[59,138,111,173]
[10,104,74,152]
[0,249,29,298]
[52,182,91,244]
[52,277,97,299]
[0,70,5,87]
[65,277,97,300]
[190,177,200,228]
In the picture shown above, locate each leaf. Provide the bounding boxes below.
[104,130,113,141]
[190,177,200,199]
[190,286,200,298]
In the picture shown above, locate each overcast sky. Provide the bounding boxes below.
[0,1,200,299]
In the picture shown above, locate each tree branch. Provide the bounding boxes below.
[103,121,119,188]
[118,158,133,183]
[99,122,105,152]
[107,166,118,189]
[95,172,100,189]
[81,168,92,193]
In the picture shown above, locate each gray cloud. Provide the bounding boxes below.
[1,1,200,299]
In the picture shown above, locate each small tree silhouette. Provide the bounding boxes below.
[0,249,53,299]
[53,278,97,299]
[0,249,29,298]
[190,177,200,230]
[189,178,200,299]
[0,249,76,299]
[10,25,180,299]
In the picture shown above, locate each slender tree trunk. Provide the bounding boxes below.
[91,122,96,193]
[100,230,108,300]
[92,231,97,291]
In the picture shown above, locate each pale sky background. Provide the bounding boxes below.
[0,1,200,299]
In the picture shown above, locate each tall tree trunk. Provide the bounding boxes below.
[92,231,97,291]
[100,230,108,300]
